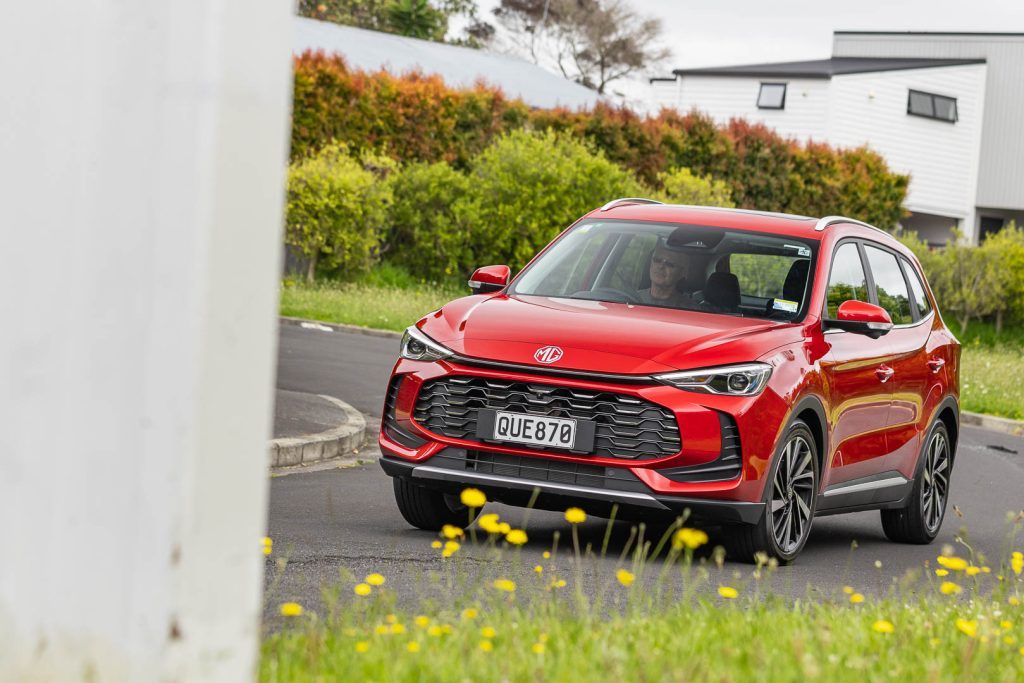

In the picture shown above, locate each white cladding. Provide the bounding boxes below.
[834,33,1024,212]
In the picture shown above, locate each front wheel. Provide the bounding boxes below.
[393,478,480,531]
[880,421,951,544]
[727,421,819,564]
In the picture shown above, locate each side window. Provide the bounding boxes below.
[825,243,869,318]
[608,233,658,291]
[901,257,933,319]
[863,245,913,325]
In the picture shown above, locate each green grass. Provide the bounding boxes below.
[261,515,1024,682]
[279,279,1024,419]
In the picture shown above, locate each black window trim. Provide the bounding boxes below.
[897,254,936,323]
[907,88,958,123]
[821,238,871,330]
[757,82,787,110]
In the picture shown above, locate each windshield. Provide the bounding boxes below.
[510,219,816,321]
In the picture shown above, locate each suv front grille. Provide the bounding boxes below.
[413,376,680,460]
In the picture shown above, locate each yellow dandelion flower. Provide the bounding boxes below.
[391,623,406,635]
[1001,620,1013,630]
[564,507,587,524]
[617,568,635,587]
[478,513,501,533]
[414,615,430,628]
[673,527,709,550]
[261,537,273,556]
[479,639,494,652]
[385,614,398,624]
[1012,551,1023,576]
[481,626,496,639]
[365,573,385,586]
[937,556,969,571]
[1010,597,1021,606]
[375,625,389,635]
[442,540,460,558]
[505,529,528,545]
[1020,645,1024,656]
[461,608,479,620]
[966,566,981,577]
[431,540,443,549]
[354,583,372,597]
[935,569,949,577]
[842,586,854,595]
[534,565,543,574]
[442,524,464,540]
[940,581,962,595]
[553,579,567,588]
[497,522,511,534]
[543,551,551,559]
[850,593,865,604]
[279,602,303,617]
[872,620,895,634]
[532,642,545,654]
[493,578,516,593]
[460,488,487,508]
[956,619,978,638]
[428,625,443,637]
[982,566,992,573]
[718,586,738,599]
[1004,635,1017,646]
[355,641,370,653]
[406,641,420,653]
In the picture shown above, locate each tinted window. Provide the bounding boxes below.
[825,243,869,318]
[864,245,913,325]
[902,258,932,319]
[757,83,786,109]
[907,89,957,123]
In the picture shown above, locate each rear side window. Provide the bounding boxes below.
[864,245,913,325]
[825,243,869,318]
[902,258,933,319]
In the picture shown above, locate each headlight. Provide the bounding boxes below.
[400,326,453,362]
[655,363,772,396]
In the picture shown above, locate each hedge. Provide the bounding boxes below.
[291,51,909,228]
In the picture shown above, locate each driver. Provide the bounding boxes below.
[638,243,695,307]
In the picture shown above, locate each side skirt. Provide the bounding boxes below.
[815,471,913,517]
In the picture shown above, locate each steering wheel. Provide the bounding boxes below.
[572,287,640,305]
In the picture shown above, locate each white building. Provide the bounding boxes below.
[294,17,601,110]
[651,32,1024,245]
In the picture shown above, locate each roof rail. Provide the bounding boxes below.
[600,197,664,212]
[813,215,890,236]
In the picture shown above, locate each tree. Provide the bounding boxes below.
[493,0,670,94]
[655,167,734,208]
[297,0,491,46]
[387,0,447,41]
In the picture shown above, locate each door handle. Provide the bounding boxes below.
[927,358,945,374]
[875,365,895,383]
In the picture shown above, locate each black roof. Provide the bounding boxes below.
[668,56,985,80]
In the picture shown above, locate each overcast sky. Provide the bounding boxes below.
[475,0,1023,103]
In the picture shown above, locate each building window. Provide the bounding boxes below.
[757,83,787,110]
[907,89,958,123]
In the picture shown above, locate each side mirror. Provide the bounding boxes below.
[825,300,893,339]
[468,265,510,294]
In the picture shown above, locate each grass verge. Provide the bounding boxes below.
[279,280,1024,419]
[261,505,1024,682]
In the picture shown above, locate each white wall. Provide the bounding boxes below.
[0,1,292,681]
[670,75,832,143]
[828,64,987,239]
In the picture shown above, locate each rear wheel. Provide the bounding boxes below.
[881,422,950,544]
[728,421,819,564]
[392,477,480,531]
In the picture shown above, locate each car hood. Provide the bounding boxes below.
[420,294,802,375]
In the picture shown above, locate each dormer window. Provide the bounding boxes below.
[757,83,787,110]
[907,89,957,123]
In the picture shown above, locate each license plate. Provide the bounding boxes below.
[475,409,597,453]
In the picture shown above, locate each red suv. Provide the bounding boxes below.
[378,199,960,562]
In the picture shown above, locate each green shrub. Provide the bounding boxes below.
[465,130,646,269]
[654,167,734,207]
[285,142,397,282]
[386,161,478,281]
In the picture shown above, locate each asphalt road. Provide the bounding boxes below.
[268,322,1024,613]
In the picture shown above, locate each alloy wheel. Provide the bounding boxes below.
[920,431,950,533]
[769,435,815,554]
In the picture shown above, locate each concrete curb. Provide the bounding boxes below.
[268,395,367,468]
[279,315,402,339]
[961,411,1024,437]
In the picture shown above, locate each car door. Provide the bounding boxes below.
[863,245,933,478]
[819,241,895,488]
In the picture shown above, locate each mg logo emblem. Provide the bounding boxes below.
[534,345,563,364]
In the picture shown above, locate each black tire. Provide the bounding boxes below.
[727,420,819,564]
[392,477,480,531]
[880,421,951,544]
